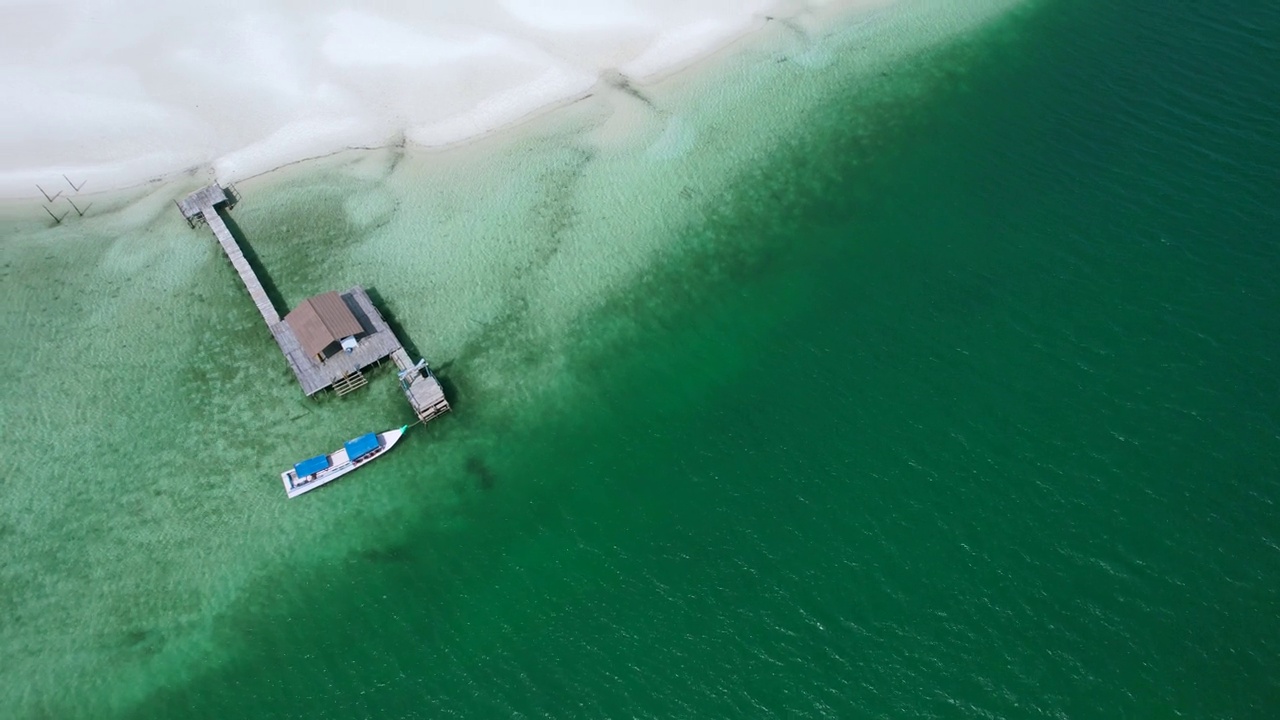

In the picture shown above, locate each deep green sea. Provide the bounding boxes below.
[3,0,1278,717]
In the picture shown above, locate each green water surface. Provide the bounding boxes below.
[3,0,1278,717]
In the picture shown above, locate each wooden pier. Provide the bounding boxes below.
[178,183,451,424]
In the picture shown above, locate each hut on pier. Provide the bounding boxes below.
[285,291,365,361]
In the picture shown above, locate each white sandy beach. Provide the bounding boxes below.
[0,0,908,198]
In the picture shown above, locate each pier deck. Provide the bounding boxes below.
[178,183,450,424]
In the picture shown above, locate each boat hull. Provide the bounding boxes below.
[280,427,405,498]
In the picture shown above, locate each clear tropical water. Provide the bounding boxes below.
[3,0,1278,717]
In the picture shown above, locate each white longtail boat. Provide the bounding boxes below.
[280,426,407,498]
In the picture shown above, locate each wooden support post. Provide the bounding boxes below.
[67,198,91,217]
[43,206,68,224]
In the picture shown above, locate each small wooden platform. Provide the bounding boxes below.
[392,348,452,423]
[177,184,235,224]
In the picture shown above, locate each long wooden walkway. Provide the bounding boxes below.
[177,184,279,325]
[177,183,451,426]
[208,208,280,326]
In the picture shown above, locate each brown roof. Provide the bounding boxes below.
[284,291,364,358]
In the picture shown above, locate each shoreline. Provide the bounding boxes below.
[0,0,901,201]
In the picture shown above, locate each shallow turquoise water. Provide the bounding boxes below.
[4,0,1279,717]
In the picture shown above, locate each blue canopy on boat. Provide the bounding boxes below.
[344,432,379,460]
[294,454,330,478]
